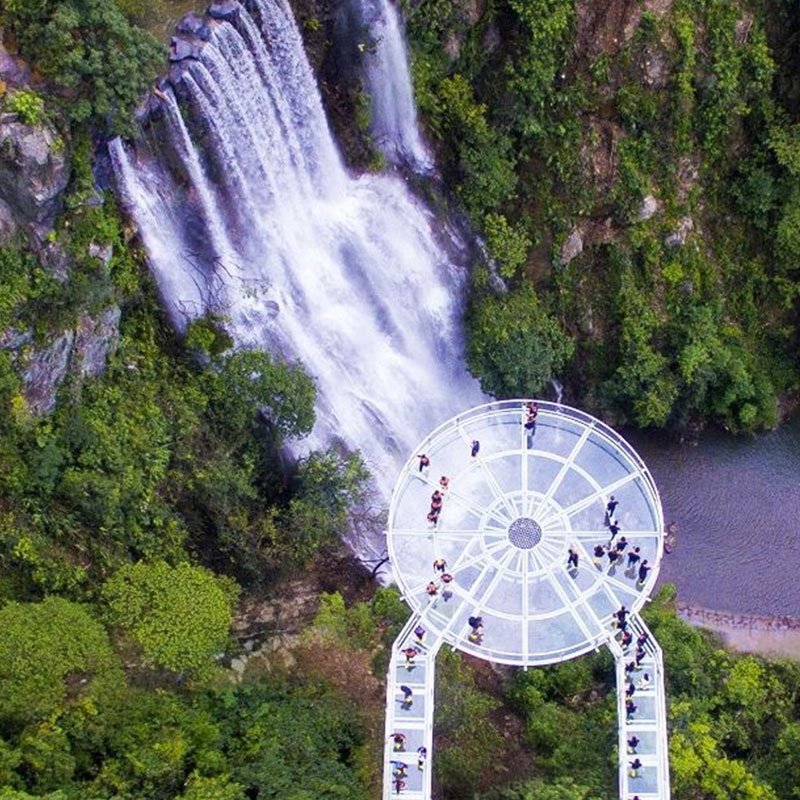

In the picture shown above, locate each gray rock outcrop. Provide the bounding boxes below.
[3,304,122,416]
[636,193,659,222]
[0,117,70,227]
[19,330,76,416]
[561,228,584,265]
[0,41,32,90]
[665,216,694,248]
[74,306,122,379]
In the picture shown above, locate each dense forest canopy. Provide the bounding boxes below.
[403,0,800,433]
[1,0,800,798]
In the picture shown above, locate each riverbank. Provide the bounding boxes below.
[678,604,800,660]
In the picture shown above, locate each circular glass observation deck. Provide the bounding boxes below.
[387,400,665,667]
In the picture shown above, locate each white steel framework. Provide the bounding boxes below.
[382,400,671,800]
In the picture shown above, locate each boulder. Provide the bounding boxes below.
[170,36,206,62]
[88,241,114,268]
[560,228,584,265]
[0,196,17,241]
[664,216,694,248]
[636,193,659,222]
[0,118,70,225]
[0,42,32,91]
[208,0,241,21]
[176,13,212,40]
[40,240,70,282]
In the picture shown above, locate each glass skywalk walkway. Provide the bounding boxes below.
[382,400,671,799]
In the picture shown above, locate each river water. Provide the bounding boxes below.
[627,416,800,617]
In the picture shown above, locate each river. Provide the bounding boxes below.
[627,416,800,618]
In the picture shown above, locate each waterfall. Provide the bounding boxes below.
[111,0,483,516]
[354,0,432,171]
[550,378,564,404]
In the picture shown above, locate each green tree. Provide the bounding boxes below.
[76,687,226,799]
[485,777,602,800]
[0,597,122,721]
[206,350,316,447]
[670,720,779,800]
[435,648,505,795]
[277,449,369,567]
[467,283,574,398]
[484,213,532,279]
[103,560,238,676]
[0,0,163,134]
[215,682,369,800]
[177,774,247,800]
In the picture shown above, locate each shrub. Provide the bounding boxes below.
[103,560,238,676]
[0,597,122,721]
[0,0,163,135]
[3,90,46,125]
[467,284,575,398]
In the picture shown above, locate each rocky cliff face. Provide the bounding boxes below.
[0,115,70,230]
[0,41,122,416]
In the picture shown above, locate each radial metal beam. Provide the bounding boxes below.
[528,423,594,517]
[539,471,639,527]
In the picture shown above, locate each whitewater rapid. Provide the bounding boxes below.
[110,0,484,521]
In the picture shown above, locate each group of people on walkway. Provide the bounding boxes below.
[419,434,485,526]
[388,741,427,793]
[423,476,451,528]
[592,540,651,586]
[425,564,455,605]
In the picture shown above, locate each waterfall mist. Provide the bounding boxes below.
[111,0,484,537]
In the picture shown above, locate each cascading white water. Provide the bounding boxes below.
[111,0,483,516]
[354,0,432,170]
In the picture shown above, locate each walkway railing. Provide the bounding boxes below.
[382,609,671,800]
[382,611,442,800]
[611,614,671,800]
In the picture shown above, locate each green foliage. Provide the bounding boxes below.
[641,586,800,800]
[0,597,122,722]
[467,283,575,398]
[0,0,163,135]
[484,213,532,279]
[671,720,779,800]
[407,0,800,432]
[507,653,616,793]
[504,0,576,142]
[310,587,407,651]
[484,777,602,800]
[277,448,369,567]
[214,681,370,800]
[435,648,505,795]
[3,90,46,125]
[178,774,247,800]
[185,315,234,359]
[103,560,237,676]
[432,74,518,218]
[205,349,316,447]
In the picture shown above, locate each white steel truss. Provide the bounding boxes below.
[383,400,671,799]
